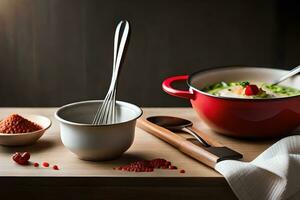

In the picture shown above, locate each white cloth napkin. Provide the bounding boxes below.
[215,135,300,200]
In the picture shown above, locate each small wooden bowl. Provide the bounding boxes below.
[0,114,51,146]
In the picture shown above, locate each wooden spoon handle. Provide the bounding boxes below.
[137,118,219,168]
[137,118,185,148]
[187,126,223,147]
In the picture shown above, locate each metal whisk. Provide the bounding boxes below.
[92,20,130,125]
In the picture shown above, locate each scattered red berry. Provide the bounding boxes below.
[42,162,49,167]
[21,152,31,161]
[33,162,39,167]
[180,169,185,173]
[11,152,60,171]
[53,165,59,170]
[245,84,259,96]
[169,165,177,170]
[12,152,22,163]
[12,152,30,165]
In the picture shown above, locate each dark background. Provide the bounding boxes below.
[0,0,299,107]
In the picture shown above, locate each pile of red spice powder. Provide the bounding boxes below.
[114,158,184,173]
[0,114,42,134]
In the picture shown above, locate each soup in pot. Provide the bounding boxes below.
[202,81,300,98]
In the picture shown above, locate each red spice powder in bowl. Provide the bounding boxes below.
[0,114,51,146]
[0,114,42,134]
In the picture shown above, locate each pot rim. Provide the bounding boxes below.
[187,65,300,101]
[55,100,143,127]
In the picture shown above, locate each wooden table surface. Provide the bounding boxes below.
[0,107,278,200]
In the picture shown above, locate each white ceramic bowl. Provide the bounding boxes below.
[0,114,51,146]
[55,100,143,161]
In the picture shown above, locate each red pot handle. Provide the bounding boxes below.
[162,75,194,99]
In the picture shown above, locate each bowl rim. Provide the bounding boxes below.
[0,114,52,136]
[55,100,143,127]
[187,65,300,101]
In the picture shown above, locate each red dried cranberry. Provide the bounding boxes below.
[53,165,59,170]
[21,152,30,161]
[12,152,22,163]
[169,165,177,170]
[42,162,49,167]
[12,152,30,165]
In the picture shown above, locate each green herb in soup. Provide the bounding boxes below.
[202,81,300,98]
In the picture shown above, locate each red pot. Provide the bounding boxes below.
[162,66,300,138]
